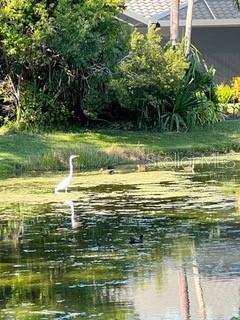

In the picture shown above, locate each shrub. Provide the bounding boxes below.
[18,84,70,130]
[111,27,189,129]
[0,0,129,129]
[187,94,223,128]
[231,77,240,102]
[174,46,222,129]
[216,84,233,104]
[111,33,221,131]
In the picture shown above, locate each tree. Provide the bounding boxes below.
[170,0,180,47]
[170,0,193,56]
[184,0,194,57]
[0,0,129,128]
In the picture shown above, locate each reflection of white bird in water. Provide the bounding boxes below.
[54,155,79,193]
[64,200,81,229]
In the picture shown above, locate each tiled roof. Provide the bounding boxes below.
[125,0,240,23]
[209,0,240,19]
[179,1,214,20]
[126,0,186,19]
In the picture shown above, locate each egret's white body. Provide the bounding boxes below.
[54,155,79,193]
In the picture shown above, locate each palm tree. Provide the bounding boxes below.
[170,0,180,47]
[184,0,194,57]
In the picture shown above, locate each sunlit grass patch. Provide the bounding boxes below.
[1,120,240,178]
[23,144,129,172]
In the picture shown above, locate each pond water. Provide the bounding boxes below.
[1,162,240,320]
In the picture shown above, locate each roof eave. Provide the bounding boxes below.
[159,19,240,27]
[121,9,151,26]
[121,10,240,28]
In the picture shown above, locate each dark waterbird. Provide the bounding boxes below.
[99,165,115,175]
[129,235,144,244]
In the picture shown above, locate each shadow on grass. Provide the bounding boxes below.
[91,121,240,153]
[1,120,240,179]
[0,134,136,179]
[0,133,50,178]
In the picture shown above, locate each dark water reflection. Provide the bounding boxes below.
[1,169,240,319]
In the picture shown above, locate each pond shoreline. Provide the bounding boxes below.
[1,120,240,179]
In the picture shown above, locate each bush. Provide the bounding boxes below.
[111,27,189,129]
[0,0,129,129]
[216,83,233,104]
[18,84,70,130]
[111,32,221,131]
[187,94,223,127]
[173,46,222,129]
[231,76,240,102]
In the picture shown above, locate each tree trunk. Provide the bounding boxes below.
[234,0,240,9]
[170,0,180,47]
[185,0,194,57]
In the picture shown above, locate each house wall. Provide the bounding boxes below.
[120,15,240,83]
[191,26,240,83]
[159,26,240,83]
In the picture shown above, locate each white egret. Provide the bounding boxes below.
[54,155,79,193]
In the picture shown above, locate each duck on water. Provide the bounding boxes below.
[129,235,144,244]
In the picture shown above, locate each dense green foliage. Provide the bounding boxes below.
[0,0,129,129]
[0,0,221,131]
[216,78,240,104]
[112,33,221,130]
[183,47,222,127]
[215,79,240,118]
[111,28,188,129]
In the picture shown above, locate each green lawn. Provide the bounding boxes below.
[1,120,240,178]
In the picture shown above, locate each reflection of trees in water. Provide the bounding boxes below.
[0,203,134,319]
[0,203,53,247]
[0,203,24,245]
[0,201,239,319]
[0,217,23,244]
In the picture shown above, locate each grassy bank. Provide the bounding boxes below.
[1,120,240,178]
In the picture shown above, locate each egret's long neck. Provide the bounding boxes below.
[69,158,74,177]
